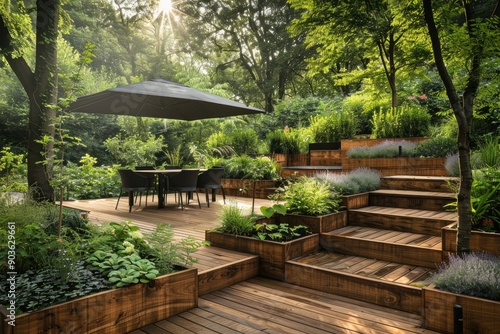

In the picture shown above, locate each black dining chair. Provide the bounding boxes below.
[115,170,155,212]
[162,165,181,205]
[167,169,201,210]
[135,165,157,203]
[196,167,226,207]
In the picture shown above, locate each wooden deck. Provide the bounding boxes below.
[63,194,439,334]
[130,277,438,334]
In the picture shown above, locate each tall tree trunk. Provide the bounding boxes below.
[423,0,478,254]
[0,1,60,202]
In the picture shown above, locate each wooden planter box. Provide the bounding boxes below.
[273,153,309,167]
[220,179,276,199]
[341,193,370,210]
[442,224,500,258]
[423,285,500,333]
[342,157,447,176]
[205,231,319,281]
[340,137,430,159]
[2,268,198,334]
[277,211,347,233]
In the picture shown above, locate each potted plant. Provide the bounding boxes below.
[422,252,500,333]
[205,202,319,280]
[0,202,202,334]
[271,176,347,233]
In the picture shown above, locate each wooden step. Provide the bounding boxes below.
[320,226,443,268]
[285,251,433,314]
[349,206,457,236]
[369,189,455,211]
[192,246,259,296]
[381,175,457,193]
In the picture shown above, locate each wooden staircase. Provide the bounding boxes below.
[285,175,458,315]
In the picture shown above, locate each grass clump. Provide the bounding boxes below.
[215,202,256,236]
[429,252,500,301]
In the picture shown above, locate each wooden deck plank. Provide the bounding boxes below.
[64,196,439,334]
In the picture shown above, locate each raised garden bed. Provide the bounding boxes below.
[442,224,500,259]
[205,231,319,281]
[219,179,276,199]
[277,211,347,234]
[1,268,198,334]
[423,284,500,333]
[342,157,447,176]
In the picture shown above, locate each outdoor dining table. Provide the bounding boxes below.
[133,169,181,209]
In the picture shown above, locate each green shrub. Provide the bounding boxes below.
[413,137,457,157]
[282,176,341,216]
[307,110,358,143]
[219,155,280,180]
[266,128,304,154]
[429,252,500,301]
[477,135,500,168]
[372,106,431,138]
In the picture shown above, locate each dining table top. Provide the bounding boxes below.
[133,169,182,174]
[133,168,207,174]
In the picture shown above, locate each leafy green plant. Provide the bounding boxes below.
[260,203,287,219]
[282,176,341,216]
[215,202,256,236]
[477,135,500,168]
[307,110,357,143]
[107,254,159,288]
[429,252,500,301]
[254,223,310,241]
[0,261,111,314]
[372,106,430,138]
[413,137,457,157]
[219,155,280,180]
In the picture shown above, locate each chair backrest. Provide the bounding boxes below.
[197,168,224,188]
[164,165,181,170]
[168,169,199,189]
[135,165,155,170]
[118,170,149,189]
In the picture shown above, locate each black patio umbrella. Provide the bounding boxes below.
[67,79,264,120]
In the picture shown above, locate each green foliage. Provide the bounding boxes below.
[445,168,500,232]
[0,261,111,314]
[63,156,120,200]
[372,106,431,138]
[266,128,306,154]
[347,140,417,158]
[470,169,500,232]
[207,128,260,155]
[104,133,165,167]
[429,253,500,301]
[413,137,457,157]
[307,110,358,143]
[281,177,341,216]
[476,135,500,168]
[215,203,311,241]
[219,155,280,180]
[316,168,382,195]
[260,204,287,219]
[254,223,310,242]
[215,202,257,236]
[0,146,27,192]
